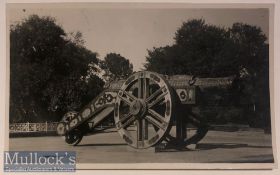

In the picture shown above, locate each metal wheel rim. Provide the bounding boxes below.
[114,71,174,149]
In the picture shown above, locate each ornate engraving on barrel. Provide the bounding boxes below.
[175,87,196,104]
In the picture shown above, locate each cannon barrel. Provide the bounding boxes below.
[106,75,234,90]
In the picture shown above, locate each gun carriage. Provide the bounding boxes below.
[57,71,233,149]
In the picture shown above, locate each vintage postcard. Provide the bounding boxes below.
[1,1,279,174]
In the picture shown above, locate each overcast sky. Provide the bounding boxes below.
[8,6,269,71]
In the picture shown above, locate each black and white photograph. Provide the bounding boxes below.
[3,2,277,171]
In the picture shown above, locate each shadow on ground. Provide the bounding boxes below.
[197,143,272,150]
[77,143,127,147]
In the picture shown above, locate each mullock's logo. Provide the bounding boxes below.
[4,151,76,172]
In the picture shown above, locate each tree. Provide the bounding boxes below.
[10,15,104,122]
[145,19,268,79]
[144,19,270,128]
[100,53,133,81]
[145,19,239,77]
[229,23,269,128]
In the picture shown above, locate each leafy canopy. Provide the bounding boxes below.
[144,19,269,127]
[100,53,133,81]
[145,19,267,78]
[10,15,104,122]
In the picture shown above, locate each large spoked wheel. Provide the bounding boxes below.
[114,71,174,149]
[61,111,89,146]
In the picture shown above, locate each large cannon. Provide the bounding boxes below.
[57,71,233,149]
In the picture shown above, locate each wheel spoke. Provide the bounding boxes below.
[138,77,149,99]
[138,77,142,98]
[146,114,166,130]
[136,119,148,142]
[123,90,137,101]
[118,90,137,105]
[118,95,132,105]
[119,112,133,123]
[144,79,149,99]
[146,115,164,130]
[142,119,148,140]
[145,86,166,103]
[147,91,168,108]
[136,119,148,148]
[122,115,137,129]
[136,120,142,141]
[148,109,168,126]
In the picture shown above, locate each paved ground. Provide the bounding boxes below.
[9,127,274,163]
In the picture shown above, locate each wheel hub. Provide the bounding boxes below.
[129,99,147,118]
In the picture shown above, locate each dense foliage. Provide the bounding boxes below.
[10,15,104,122]
[145,19,270,128]
[100,53,133,81]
